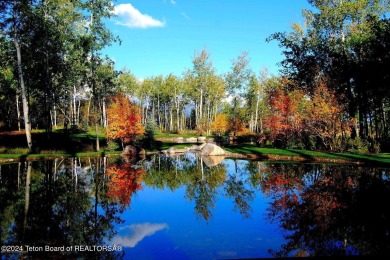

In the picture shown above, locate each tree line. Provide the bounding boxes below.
[1,0,389,152]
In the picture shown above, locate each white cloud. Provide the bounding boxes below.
[113,4,165,29]
[111,223,168,248]
[181,12,190,20]
[170,0,176,4]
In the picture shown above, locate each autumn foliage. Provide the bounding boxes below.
[304,84,349,150]
[106,162,146,208]
[106,93,144,145]
[211,114,228,136]
[263,81,350,150]
[266,86,305,146]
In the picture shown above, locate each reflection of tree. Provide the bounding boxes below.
[0,163,22,249]
[143,154,188,190]
[261,164,390,257]
[106,161,145,210]
[143,153,228,222]
[183,155,226,222]
[1,158,124,259]
[224,160,255,219]
[143,154,259,221]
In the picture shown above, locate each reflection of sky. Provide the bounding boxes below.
[112,159,285,260]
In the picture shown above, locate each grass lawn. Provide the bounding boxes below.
[144,142,194,152]
[155,131,201,139]
[224,143,390,165]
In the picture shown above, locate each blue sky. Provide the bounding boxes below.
[104,0,310,79]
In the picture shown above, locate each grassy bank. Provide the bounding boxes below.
[1,130,390,165]
[224,143,390,165]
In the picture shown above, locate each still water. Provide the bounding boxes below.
[0,153,389,259]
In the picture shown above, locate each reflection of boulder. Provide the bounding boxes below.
[122,145,137,155]
[122,145,145,160]
[202,155,225,167]
[200,143,225,156]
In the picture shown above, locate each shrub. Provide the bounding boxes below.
[346,136,370,154]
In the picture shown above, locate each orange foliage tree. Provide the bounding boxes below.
[304,84,350,151]
[106,93,144,146]
[106,162,145,209]
[211,114,229,136]
[228,117,247,136]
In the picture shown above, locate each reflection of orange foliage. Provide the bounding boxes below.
[106,163,145,208]
[262,173,302,194]
[300,175,357,229]
[106,93,144,144]
[261,173,302,210]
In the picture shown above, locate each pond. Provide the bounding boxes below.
[0,153,389,259]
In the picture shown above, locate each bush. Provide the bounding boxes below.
[346,136,370,154]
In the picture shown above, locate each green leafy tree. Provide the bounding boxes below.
[225,52,252,136]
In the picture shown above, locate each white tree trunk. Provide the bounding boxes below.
[14,39,32,150]
[16,94,21,131]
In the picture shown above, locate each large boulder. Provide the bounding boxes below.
[202,155,225,167]
[200,143,225,156]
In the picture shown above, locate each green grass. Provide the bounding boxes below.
[69,129,106,140]
[0,147,30,154]
[0,154,23,159]
[224,143,390,165]
[143,141,195,152]
[158,143,194,150]
[0,151,122,162]
[155,130,211,139]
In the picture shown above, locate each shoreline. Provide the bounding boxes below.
[0,150,370,165]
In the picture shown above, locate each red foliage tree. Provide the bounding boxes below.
[265,86,306,147]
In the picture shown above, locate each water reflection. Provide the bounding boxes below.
[0,155,389,259]
[112,223,168,248]
[252,163,390,257]
[0,158,125,259]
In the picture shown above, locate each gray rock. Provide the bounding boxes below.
[200,143,225,156]
[202,155,225,167]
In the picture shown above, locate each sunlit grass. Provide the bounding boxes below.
[155,130,208,139]
[0,147,30,154]
[224,143,390,165]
